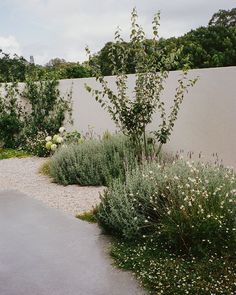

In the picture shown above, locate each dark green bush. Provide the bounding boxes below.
[97,160,236,256]
[49,135,138,186]
[0,83,24,148]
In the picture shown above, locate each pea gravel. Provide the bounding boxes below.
[0,157,104,216]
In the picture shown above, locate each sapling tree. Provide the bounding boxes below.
[85,8,197,159]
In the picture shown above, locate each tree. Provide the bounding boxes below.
[86,8,197,159]
[0,50,28,82]
[45,58,91,79]
[90,8,236,75]
[45,58,67,68]
[209,8,236,27]
[181,26,236,68]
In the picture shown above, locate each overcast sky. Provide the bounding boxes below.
[0,0,235,65]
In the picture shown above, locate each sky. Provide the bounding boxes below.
[0,0,235,65]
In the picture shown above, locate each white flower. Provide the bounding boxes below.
[51,144,57,151]
[45,136,52,142]
[53,134,59,142]
[59,127,65,133]
[45,141,52,150]
[56,136,64,144]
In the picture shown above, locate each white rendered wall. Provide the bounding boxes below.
[38,67,236,168]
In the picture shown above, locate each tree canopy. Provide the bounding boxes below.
[92,20,236,75]
[209,8,236,27]
[0,8,235,82]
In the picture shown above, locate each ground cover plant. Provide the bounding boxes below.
[111,240,236,295]
[0,148,29,160]
[96,160,236,294]
[76,210,97,223]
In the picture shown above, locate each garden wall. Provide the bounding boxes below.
[58,66,236,168]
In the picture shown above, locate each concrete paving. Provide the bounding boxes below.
[0,190,146,295]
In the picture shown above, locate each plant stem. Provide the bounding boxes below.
[156,143,163,157]
[143,127,148,159]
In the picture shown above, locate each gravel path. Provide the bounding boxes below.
[0,157,104,216]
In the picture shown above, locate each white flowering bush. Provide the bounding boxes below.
[45,127,65,153]
[24,130,49,157]
[45,127,82,154]
[97,160,236,256]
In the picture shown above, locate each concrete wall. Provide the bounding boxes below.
[46,67,236,168]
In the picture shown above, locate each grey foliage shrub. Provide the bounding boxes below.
[50,141,104,185]
[96,160,236,256]
[50,135,138,186]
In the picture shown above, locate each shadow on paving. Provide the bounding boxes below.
[0,191,146,295]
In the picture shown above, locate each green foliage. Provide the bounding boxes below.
[112,240,236,294]
[0,50,28,82]
[0,51,92,83]
[91,10,236,75]
[86,8,197,158]
[49,134,138,186]
[1,8,235,84]
[97,160,236,256]
[0,77,72,156]
[45,58,92,79]
[64,130,81,144]
[22,78,72,139]
[76,210,97,223]
[180,26,236,69]
[0,83,24,148]
[209,8,236,28]
[0,148,29,160]
[24,130,50,157]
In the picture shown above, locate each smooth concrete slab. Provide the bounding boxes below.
[0,191,145,295]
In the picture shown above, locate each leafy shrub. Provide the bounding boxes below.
[24,130,50,157]
[64,130,81,144]
[97,160,236,256]
[49,135,138,186]
[0,83,24,148]
[0,77,72,156]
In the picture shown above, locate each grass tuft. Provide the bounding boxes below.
[38,160,51,176]
[76,209,97,223]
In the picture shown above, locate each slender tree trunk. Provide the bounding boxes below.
[156,143,163,158]
[143,127,148,160]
